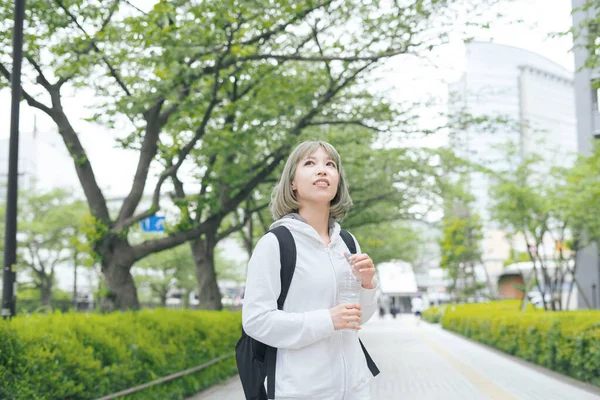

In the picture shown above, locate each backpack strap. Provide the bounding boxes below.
[340,229,357,254]
[340,229,381,377]
[270,226,297,310]
[359,339,380,376]
[265,226,297,399]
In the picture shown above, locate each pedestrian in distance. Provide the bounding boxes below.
[240,140,380,400]
[411,296,424,326]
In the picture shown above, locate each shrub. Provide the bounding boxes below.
[0,309,241,399]
[441,301,600,387]
[422,306,445,323]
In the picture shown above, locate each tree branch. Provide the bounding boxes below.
[240,0,333,46]
[0,62,54,115]
[237,49,408,65]
[306,120,384,132]
[256,210,271,234]
[25,57,52,89]
[171,172,186,199]
[310,22,334,84]
[196,45,407,81]
[26,243,42,275]
[223,146,290,213]
[344,215,434,231]
[216,215,252,243]
[195,154,218,222]
[1,59,110,222]
[289,61,375,138]
[351,191,402,213]
[132,215,220,262]
[237,65,369,185]
[57,0,119,86]
[116,102,164,224]
[124,28,238,226]
[182,0,331,67]
[216,199,269,242]
[120,0,147,16]
[52,108,112,222]
[118,62,224,228]
[54,0,131,96]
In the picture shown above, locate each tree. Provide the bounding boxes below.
[214,247,246,284]
[0,189,89,307]
[0,0,504,309]
[488,143,564,310]
[351,222,422,266]
[133,243,195,306]
[439,202,487,302]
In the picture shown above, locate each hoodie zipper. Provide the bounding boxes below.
[326,246,347,400]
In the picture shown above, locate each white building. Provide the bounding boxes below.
[0,119,98,297]
[0,118,81,195]
[448,42,577,280]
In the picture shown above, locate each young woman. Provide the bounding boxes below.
[242,140,379,400]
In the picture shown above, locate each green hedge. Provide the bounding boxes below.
[422,306,445,323]
[441,301,600,387]
[0,309,241,399]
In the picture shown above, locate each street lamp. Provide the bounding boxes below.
[2,0,26,320]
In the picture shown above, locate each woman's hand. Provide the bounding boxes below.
[329,303,362,330]
[345,252,377,289]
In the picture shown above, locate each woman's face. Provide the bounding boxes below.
[291,146,340,207]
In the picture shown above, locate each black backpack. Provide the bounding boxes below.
[235,226,380,400]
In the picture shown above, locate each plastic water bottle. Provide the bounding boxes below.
[338,253,361,331]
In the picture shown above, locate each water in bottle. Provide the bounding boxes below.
[338,253,361,332]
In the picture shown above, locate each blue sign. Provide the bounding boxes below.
[141,216,165,232]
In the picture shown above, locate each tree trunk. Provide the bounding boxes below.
[40,282,52,307]
[480,260,496,300]
[73,251,78,310]
[190,233,222,310]
[565,259,577,311]
[97,236,139,311]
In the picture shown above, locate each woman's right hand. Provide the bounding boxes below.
[329,303,362,330]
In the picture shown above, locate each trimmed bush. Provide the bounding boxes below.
[441,301,600,387]
[0,309,241,399]
[422,306,445,323]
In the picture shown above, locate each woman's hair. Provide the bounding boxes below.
[270,140,353,221]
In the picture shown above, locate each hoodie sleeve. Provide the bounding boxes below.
[350,233,379,325]
[242,233,335,350]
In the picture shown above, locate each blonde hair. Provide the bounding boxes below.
[270,140,353,221]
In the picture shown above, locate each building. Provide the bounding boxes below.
[0,127,37,198]
[499,260,578,310]
[571,0,600,309]
[0,118,80,194]
[0,119,96,298]
[448,41,577,283]
[376,260,419,314]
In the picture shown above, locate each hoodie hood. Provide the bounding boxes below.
[270,213,341,245]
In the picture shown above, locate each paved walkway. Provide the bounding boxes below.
[188,315,600,400]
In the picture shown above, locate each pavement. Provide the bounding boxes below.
[187,314,600,400]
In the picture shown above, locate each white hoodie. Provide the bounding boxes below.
[242,218,378,400]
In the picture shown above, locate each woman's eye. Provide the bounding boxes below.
[327,162,336,167]
[304,160,314,165]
